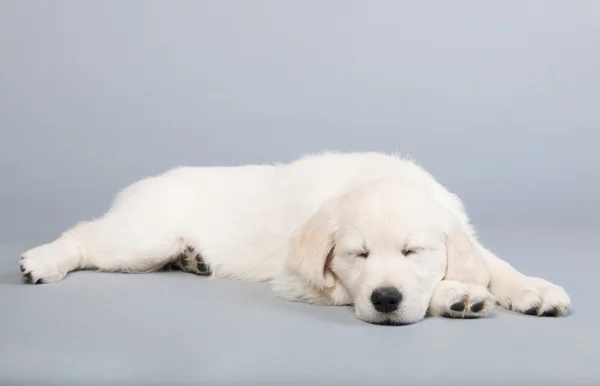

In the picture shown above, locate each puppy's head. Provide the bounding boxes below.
[284,180,485,325]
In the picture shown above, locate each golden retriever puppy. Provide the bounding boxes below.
[20,152,571,325]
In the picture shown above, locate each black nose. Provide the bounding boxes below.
[370,287,402,313]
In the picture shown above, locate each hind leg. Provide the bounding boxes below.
[20,213,183,284]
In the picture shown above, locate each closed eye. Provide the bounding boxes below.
[401,247,421,257]
[356,249,370,258]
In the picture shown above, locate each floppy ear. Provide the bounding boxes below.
[443,220,490,287]
[284,206,338,291]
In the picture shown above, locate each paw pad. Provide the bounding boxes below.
[21,271,42,285]
[450,300,466,312]
[524,306,539,316]
[521,305,561,317]
[169,247,212,276]
[470,301,485,313]
[540,307,559,317]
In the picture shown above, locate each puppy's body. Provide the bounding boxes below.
[20,152,571,324]
[60,152,460,282]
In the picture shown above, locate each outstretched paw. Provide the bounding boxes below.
[493,277,570,317]
[428,280,496,319]
[20,243,69,284]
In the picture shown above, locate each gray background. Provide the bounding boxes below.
[1,1,599,385]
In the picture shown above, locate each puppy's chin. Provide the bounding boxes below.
[356,309,426,326]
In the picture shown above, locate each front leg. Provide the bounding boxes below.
[480,247,571,317]
[428,280,496,318]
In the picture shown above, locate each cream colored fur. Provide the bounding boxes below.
[20,152,571,324]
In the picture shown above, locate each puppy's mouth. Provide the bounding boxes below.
[369,319,410,326]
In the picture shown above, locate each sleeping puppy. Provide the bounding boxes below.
[20,152,571,325]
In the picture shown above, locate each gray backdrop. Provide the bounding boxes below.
[1,1,599,385]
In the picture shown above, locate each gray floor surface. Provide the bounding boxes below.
[1,226,598,386]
